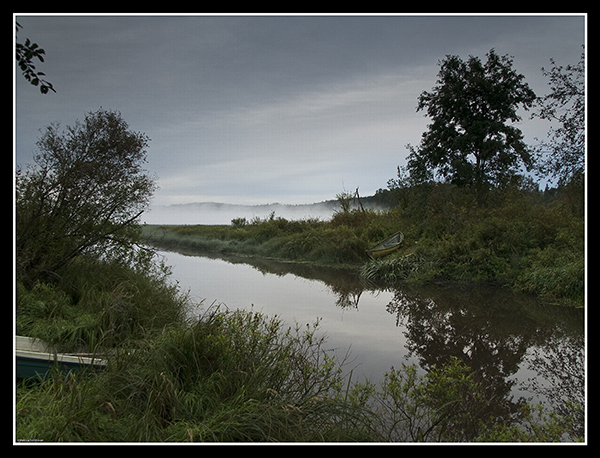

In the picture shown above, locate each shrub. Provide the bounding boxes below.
[231,217,248,228]
[16,110,156,286]
[373,358,493,442]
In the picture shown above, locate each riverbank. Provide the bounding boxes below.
[141,210,384,267]
[141,185,585,306]
[16,229,584,441]
[14,255,373,442]
[16,183,584,442]
[15,254,583,442]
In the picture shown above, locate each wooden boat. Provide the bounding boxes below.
[366,231,404,260]
[15,336,106,380]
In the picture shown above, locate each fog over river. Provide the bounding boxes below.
[144,202,341,225]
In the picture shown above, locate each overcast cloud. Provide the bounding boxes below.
[15,14,585,207]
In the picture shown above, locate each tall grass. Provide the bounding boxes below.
[16,306,377,442]
[359,254,439,287]
[16,254,188,352]
[17,316,579,442]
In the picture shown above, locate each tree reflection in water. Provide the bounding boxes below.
[384,285,584,436]
[524,334,585,438]
[157,247,584,439]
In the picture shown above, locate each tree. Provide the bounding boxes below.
[15,21,55,94]
[407,49,536,202]
[533,49,585,186]
[16,109,157,284]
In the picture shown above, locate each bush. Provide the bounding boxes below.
[231,217,248,228]
[517,250,584,303]
[373,358,492,442]
[16,109,156,286]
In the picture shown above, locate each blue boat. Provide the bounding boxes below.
[15,336,106,380]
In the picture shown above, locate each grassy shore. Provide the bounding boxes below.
[141,209,391,266]
[15,255,582,442]
[16,183,584,442]
[15,255,373,442]
[142,184,584,306]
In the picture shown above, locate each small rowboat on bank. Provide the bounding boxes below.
[366,231,404,261]
[15,336,106,380]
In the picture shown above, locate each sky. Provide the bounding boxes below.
[14,14,586,207]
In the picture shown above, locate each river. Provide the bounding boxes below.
[156,247,585,434]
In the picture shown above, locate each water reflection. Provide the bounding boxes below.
[385,286,584,428]
[158,246,584,435]
[524,333,585,437]
[167,246,367,307]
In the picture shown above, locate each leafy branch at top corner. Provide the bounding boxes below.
[15,21,56,94]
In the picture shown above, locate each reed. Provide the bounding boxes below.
[16,254,189,352]
[359,254,438,286]
[16,306,378,442]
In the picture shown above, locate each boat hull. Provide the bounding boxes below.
[15,336,106,380]
[366,231,404,260]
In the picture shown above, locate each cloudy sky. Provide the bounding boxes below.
[15,14,585,207]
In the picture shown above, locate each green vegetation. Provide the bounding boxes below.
[16,256,187,353]
[142,207,396,266]
[407,50,536,203]
[369,179,584,305]
[143,177,584,306]
[16,47,585,441]
[16,302,374,442]
[16,109,156,287]
[16,300,582,442]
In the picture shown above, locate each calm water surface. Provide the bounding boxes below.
[157,248,585,428]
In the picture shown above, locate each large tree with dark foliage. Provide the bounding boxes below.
[407,49,536,202]
[16,109,157,284]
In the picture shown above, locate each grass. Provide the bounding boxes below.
[359,254,438,287]
[16,255,188,352]
[16,305,581,442]
[15,181,584,442]
[142,183,584,306]
[16,303,377,442]
[15,254,376,442]
[15,242,583,442]
[142,208,398,267]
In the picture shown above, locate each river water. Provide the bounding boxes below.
[156,248,585,432]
